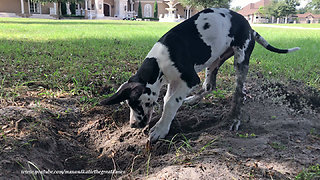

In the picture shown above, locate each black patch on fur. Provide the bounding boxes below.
[203,23,210,30]
[128,99,144,116]
[129,58,160,85]
[145,102,151,107]
[220,13,225,17]
[101,82,144,105]
[158,10,213,88]
[202,9,214,14]
[175,98,179,103]
[179,97,182,100]
[144,87,151,95]
[138,118,147,128]
[228,10,252,49]
[152,92,156,96]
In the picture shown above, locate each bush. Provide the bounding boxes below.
[61,2,67,15]
[138,1,142,18]
[70,2,76,15]
[154,1,158,18]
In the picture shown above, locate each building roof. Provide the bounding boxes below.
[296,12,320,18]
[238,0,270,16]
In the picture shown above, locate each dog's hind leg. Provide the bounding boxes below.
[184,48,234,104]
[149,80,192,142]
[229,40,255,131]
[203,47,234,92]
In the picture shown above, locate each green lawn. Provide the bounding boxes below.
[268,23,320,28]
[0,18,176,98]
[0,18,319,102]
[250,26,320,87]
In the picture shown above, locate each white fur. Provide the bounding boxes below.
[147,42,182,82]
[150,80,191,142]
[288,47,300,53]
[145,43,194,141]
[194,9,233,72]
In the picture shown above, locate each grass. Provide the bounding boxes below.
[269,142,286,150]
[237,133,256,138]
[267,23,320,28]
[17,160,44,180]
[161,133,217,164]
[0,18,319,105]
[296,164,320,180]
[0,18,176,101]
[250,27,320,88]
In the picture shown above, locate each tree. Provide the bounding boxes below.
[33,0,83,18]
[306,0,320,14]
[179,0,230,9]
[154,0,158,19]
[308,0,320,10]
[297,7,307,14]
[231,6,241,12]
[138,1,142,18]
[70,2,76,15]
[265,0,299,23]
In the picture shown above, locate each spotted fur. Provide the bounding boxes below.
[101,8,300,142]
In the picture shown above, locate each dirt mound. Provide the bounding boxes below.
[0,76,319,179]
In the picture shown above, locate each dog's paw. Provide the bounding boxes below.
[229,119,241,131]
[149,123,169,143]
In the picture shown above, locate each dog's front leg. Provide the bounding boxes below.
[150,82,191,142]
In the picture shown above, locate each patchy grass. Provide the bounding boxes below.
[296,164,320,180]
[160,133,217,165]
[0,18,319,106]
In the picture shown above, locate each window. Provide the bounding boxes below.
[30,1,40,14]
[144,4,152,18]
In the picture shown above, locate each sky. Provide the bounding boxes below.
[230,0,311,9]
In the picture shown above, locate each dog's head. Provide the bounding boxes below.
[100,82,155,128]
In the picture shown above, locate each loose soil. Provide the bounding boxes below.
[1,75,319,180]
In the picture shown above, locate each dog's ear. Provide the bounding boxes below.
[100,82,145,105]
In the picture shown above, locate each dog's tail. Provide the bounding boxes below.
[252,30,300,53]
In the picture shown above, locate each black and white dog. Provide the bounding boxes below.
[101,8,300,142]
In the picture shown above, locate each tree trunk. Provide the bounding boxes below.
[285,15,288,24]
[58,1,62,19]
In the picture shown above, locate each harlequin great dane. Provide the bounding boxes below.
[100,8,300,142]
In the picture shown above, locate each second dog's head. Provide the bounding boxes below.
[100,82,155,128]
